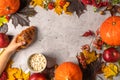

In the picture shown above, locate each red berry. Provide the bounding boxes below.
[5,16,10,21]
[86,0,92,5]
[59,0,66,6]
[48,2,54,10]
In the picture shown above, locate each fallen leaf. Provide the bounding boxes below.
[82,30,95,37]
[0,24,8,33]
[4,60,30,80]
[30,0,44,7]
[82,50,97,64]
[0,72,7,80]
[11,13,30,27]
[77,51,103,80]
[18,7,37,17]
[102,63,118,78]
[0,16,8,27]
[67,0,86,17]
[11,0,37,28]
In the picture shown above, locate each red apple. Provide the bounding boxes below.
[29,73,46,80]
[103,47,120,62]
[0,33,9,48]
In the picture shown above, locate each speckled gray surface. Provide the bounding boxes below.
[7,6,119,79]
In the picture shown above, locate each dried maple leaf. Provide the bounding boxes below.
[0,24,8,33]
[11,13,30,27]
[11,0,37,28]
[77,53,104,80]
[18,6,37,17]
[67,0,86,17]
[82,50,98,64]
[82,30,95,37]
[11,6,37,27]
[77,44,104,80]
[103,4,120,16]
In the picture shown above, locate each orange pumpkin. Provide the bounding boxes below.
[0,0,20,16]
[100,16,120,46]
[55,62,82,80]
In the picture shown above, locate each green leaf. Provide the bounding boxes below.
[0,16,8,27]
[111,0,120,5]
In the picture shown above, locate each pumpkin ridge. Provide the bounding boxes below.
[55,62,82,80]
[4,0,11,11]
[11,0,20,9]
[100,16,120,45]
[113,24,120,44]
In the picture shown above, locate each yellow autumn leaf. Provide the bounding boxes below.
[64,4,72,15]
[82,50,97,64]
[0,16,8,27]
[22,71,30,80]
[14,69,22,79]
[31,0,44,7]
[54,0,71,15]
[54,6,63,15]
[7,68,18,80]
[5,60,30,80]
[63,2,71,14]
[14,68,30,80]
[102,63,118,78]
[55,0,60,4]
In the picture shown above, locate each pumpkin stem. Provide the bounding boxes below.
[6,7,10,11]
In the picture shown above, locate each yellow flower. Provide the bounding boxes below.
[102,63,118,78]
[7,68,18,80]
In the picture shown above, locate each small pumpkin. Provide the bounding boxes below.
[55,62,82,80]
[0,0,20,16]
[100,16,120,46]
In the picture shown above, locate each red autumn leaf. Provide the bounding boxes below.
[0,71,7,80]
[82,30,95,37]
[81,0,92,5]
